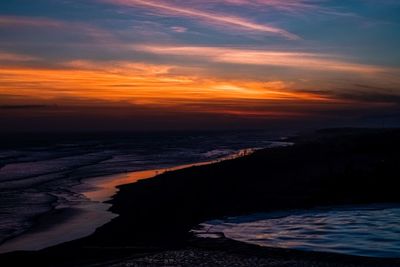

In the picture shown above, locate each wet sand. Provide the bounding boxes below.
[105,238,400,267]
[0,148,257,254]
[0,204,116,254]
[1,128,400,266]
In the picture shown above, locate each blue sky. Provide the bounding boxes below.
[1,0,400,131]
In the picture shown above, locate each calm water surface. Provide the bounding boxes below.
[194,205,400,258]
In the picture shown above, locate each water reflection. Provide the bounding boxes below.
[0,148,258,253]
[194,205,400,258]
[80,147,258,202]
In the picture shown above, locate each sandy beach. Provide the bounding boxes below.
[1,128,400,266]
[0,147,259,254]
[104,238,400,267]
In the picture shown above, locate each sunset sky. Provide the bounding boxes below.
[1,0,400,131]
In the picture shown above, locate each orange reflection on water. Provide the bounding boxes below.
[81,149,255,202]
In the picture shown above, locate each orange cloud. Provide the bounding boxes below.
[135,45,387,74]
[0,60,330,115]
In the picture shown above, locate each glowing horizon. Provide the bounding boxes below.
[1,1,400,130]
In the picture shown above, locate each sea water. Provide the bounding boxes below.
[194,205,400,258]
[0,130,285,252]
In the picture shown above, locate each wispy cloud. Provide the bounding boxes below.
[0,59,329,110]
[102,0,300,39]
[0,52,37,62]
[134,45,388,74]
[198,0,322,12]
[0,16,64,28]
[170,26,187,33]
[0,15,116,44]
[214,1,361,18]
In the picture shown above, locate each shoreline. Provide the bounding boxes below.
[192,202,400,258]
[0,147,263,254]
[1,128,400,266]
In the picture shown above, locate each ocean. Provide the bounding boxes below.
[0,130,285,252]
[194,204,400,258]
